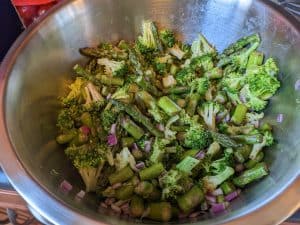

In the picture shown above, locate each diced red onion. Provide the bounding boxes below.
[107,134,118,146]
[201,201,208,211]
[105,197,115,205]
[225,189,241,202]
[156,123,165,131]
[210,202,229,214]
[76,190,85,199]
[178,212,189,219]
[106,93,112,100]
[59,180,73,193]
[112,182,122,189]
[211,188,223,196]
[195,151,205,160]
[277,113,284,123]
[295,80,300,90]
[253,121,259,128]
[80,126,90,135]
[189,211,201,218]
[115,200,128,207]
[224,114,230,122]
[132,143,139,151]
[100,202,108,208]
[111,204,121,213]
[110,123,117,134]
[120,202,129,211]
[205,195,217,203]
[240,95,246,104]
[144,141,152,152]
[135,162,145,170]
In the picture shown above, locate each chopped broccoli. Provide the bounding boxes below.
[164,115,179,140]
[115,147,137,171]
[63,77,85,105]
[176,156,200,174]
[153,54,172,74]
[189,77,209,96]
[249,131,274,160]
[150,138,170,163]
[100,107,118,132]
[159,169,193,200]
[245,112,264,127]
[111,84,132,103]
[136,20,162,53]
[97,58,128,76]
[203,166,235,192]
[65,144,107,192]
[57,109,75,131]
[191,34,216,58]
[190,55,214,72]
[209,149,234,174]
[159,29,176,48]
[168,44,185,60]
[221,72,245,93]
[199,102,223,131]
[175,67,196,85]
[240,85,267,111]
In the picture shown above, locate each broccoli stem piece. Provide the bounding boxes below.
[111,100,163,137]
[115,184,134,200]
[121,117,145,140]
[108,166,134,185]
[233,162,268,187]
[134,181,155,198]
[206,141,221,158]
[231,134,263,144]
[231,104,248,125]
[176,156,200,174]
[220,181,236,195]
[139,163,164,181]
[247,51,264,68]
[79,161,105,192]
[245,151,264,169]
[186,93,200,116]
[136,76,162,97]
[95,74,124,86]
[146,202,172,222]
[130,195,145,217]
[157,96,182,116]
[203,166,235,191]
[128,48,144,76]
[177,185,204,213]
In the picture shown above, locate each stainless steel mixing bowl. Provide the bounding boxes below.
[0,0,299,224]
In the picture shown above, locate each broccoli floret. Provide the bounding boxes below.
[159,169,193,200]
[136,20,162,53]
[175,67,196,85]
[168,44,185,60]
[240,85,267,111]
[209,148,234,174]
[159,29,176,48]
[83,82,105,109]
[97,58,128,76]
[62,77,85,105]
[246,63,280,100]
[249,131,274,159]
[57,109,75,131]
[199,102,223,131]
[150,138,170,163]
[190,55,214,72]
[245,112,264,127]
[184,121,211,150]
[100,108,118,132]
[221,72,245,93]
[190,77,209,96]
[111,84,132,103]
[65,144,107,192]
[219,123,255,135]
[164,115,180,140]
[153,54,172,74]
[203,166,235,192]
[191,34,217,58]
[264,58,279,76]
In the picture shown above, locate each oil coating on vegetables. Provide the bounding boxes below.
[56,20,281,221]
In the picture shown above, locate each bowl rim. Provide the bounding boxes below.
[0,0,299,225]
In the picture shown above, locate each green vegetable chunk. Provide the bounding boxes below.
[177,185,204,212]
[139,163,164,181]
[109,166,134,185]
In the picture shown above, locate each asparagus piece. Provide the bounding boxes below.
[211,132,240,148]
[134,181,155,198]
[231,134,263,144]
[139,163,164,181]
[121,117,145,140]
[220,181,236,195]
[233,162,268,187]
[186,93,200,116]
[157,96,182,116]
[130,195,144,217]
[177,185,204,213]
[146,202,172,222]
[115,184,134,200]
[111,100,163,137]
[109,166,134,185]
[95,74,124,86]
[56,131,76,144]
[121,137,135,147]
[247,51,264,68]
[244,151,264,169]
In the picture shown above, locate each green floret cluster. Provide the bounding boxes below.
[55,21,280,222]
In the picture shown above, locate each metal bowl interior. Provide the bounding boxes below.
[0,0,299,224]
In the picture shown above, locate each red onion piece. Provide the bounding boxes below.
[156,123,165,131]
[135,162,145,170]
[110,123,117,134]
[205,195,216,203]
[195,151,205,160]
[225,189,241,202]
[111,204,121,213]
[76,190,85,199]
[201,201,208,211]
[235,164,245,173]
[106,93,112,100]
[144,141,152,152]
[295,80,300,90]
[80,125,90,135]
[210,202,229,214]
[211,188,223,196]
[100,202,108,208]
[107,134,118,146]
[132,143,139,151]
[224,114,230,122]
[59,180,72,193]
[277,113,284,123]
[189,211,201,218]
[112,182,122,189]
